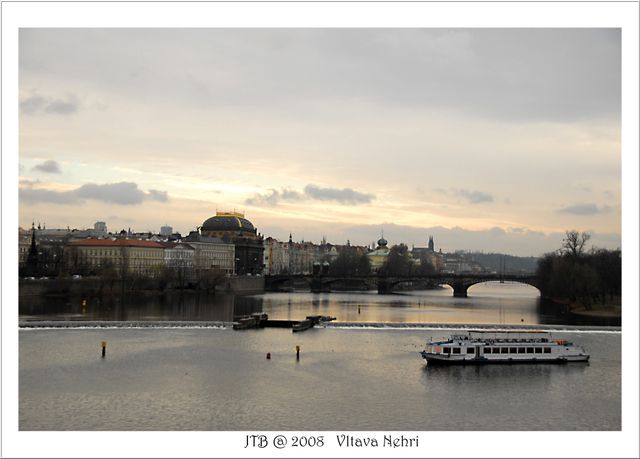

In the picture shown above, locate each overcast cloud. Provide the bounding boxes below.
[18,28,621,254]
[558,203,612,215]
[245,184,374,206]
[20,93,80,115]
[19,29,620,122]
[31,160,61,174]
[20,181,169,206]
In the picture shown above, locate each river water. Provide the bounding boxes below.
[19,282,621,431]
[20,282,583,325]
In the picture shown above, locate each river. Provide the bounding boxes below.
[19,282,620,431]
[19,281,597,326]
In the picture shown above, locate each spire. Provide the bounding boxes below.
[30,223,37,250]
[26,222,39,276]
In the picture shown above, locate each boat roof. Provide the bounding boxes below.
[467,329,547,334]
[446,330,552,342]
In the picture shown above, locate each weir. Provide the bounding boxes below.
[232,314,336,332]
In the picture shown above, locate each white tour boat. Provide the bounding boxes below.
[420,330,590,365]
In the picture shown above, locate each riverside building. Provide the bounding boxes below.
[200,211,264,275]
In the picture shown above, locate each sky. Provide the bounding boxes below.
[18,28,621,256]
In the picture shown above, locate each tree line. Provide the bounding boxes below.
[327,243,436,277]
[536,230,621,309]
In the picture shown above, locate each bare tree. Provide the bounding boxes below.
[562,230,591,257]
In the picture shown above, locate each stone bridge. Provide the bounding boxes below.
[265,273,540,297]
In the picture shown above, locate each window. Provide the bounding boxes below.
[452,348,461,354]
[466,347,474,354]
[510,348,517,354]
[544,347,551,353]
[444,348,451,354]
[535,347,542,354]
[518,348,525,354]
[500,347,509,354]
[492,347,500,354]
[527,347,534,354]
[484,347,492,354]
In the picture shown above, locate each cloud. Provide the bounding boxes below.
[438,188,494,204]
[245,188,303,206]
[303,184,374,204]
[19,181,169,206]
[19,29,620,122]
[557,203,611,215]
[245,184,374,206]
[147,189,169,202]
[19,186,79,204]
[20,93,79,115]
[31,160,61,174]
[455,189,494,204]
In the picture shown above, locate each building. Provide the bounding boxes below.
[94,221,107,236]
[367,236,390,272]
[182,231,235,274]
[442,252,489,274]
[263,237,290,275]
[200,211,264,275]
[19,224,70,275]
[161,241,195,269]
[65,238,165,276]
[411,235,443,272]
[287,235,319,275]
[160,225,173,237]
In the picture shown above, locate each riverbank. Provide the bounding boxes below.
[569,303,621,327]
[19,274,264,297]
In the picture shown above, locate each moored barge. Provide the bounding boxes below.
[421,330,589,365]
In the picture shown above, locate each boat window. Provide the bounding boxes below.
[535,347,542,354]
[526,347,534,354]
[500,348,509,354]
[452,348,461,354]
[484,347,492,354]
[509,347,517,354]
[518,348,525,354]
[466,347,474,354]
[544,347,551,353]
[444,348,451,354]
[492,347,500,354]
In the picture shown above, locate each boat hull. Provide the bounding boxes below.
[421,351,589,365]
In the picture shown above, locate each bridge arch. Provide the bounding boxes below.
[443,278,541,298]
[265,274,540,297]
[466,280,541,296]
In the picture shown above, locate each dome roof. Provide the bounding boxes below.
[202,213,255,232]
[377,237,388,247]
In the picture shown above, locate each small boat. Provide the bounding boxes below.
[420,330,590,365]
[233,313,265,330]
[291,315,338,332]
[292,319,314,332]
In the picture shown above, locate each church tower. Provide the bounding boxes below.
[428,235,434,252]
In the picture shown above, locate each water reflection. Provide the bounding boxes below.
[422,361,589,383]
[19,282,610,326]
[19,292,265,323]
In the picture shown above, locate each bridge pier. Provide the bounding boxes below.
[310,276,323,293]
[451,281,469,298]
[377,278,391,295]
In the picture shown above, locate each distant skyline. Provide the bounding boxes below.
[19,29,621,256]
